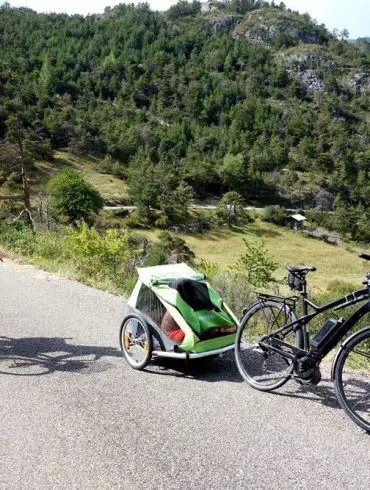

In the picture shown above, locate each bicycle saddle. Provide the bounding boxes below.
[286,265,316,274]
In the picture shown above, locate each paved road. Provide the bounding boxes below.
[0,261,369,489]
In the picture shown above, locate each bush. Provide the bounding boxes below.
[158,181,195,226]
[152,231,195,265]
[323,205,370,243]
[0,221,142,294]
[125,209,152,229]
[0,220,36,255]
[263,205,288,226]
[99,155,125,179]
[197,258,219,280]
[212,271,254,318]
[66,222,143,283]
[47,170,104,223]
[230,238,278,287]
[215,192,253,227]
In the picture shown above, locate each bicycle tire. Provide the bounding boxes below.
[0,355,51,376]
[235,300,302,391]
[119,314,153,370]
[334,327,370,432]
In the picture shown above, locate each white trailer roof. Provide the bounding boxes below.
[137,263,202,287]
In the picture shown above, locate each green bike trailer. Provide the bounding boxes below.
[119,263,239,370]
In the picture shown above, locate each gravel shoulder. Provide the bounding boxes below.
[0,260,369,489]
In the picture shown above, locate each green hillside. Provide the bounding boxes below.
[0,0,369,210]
[143,220,366,291]
[33,151,129,203]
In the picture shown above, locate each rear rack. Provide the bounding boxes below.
[256,292,298,309]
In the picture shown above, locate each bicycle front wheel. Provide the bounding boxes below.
[334,327,370,432]
[235,300,302,391]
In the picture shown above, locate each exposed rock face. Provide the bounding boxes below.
[232,8,328,46]
[201,0,226,13]
[296,70,324,93]
[276,50,370,95]
[203,12,239,33]
[277,50,330,93]
[343,71,370,95]
[278,50,337,71]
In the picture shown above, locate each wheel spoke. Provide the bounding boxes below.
[235,301,301,391]
[350,348,370,360]
[335,329,370,431]
[120,316,152,369]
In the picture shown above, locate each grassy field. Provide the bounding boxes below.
[32,151,128,203]
[3,149,369,292]
[143,220,368,292]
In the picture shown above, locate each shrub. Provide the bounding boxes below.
[0,220,142,294]
[215,192,253,227]
[153,231,195,265]
[125,209,152,229]
[158,181,195,226]
[197,258,219,280]
[230,238,278,287]
[263,205,288,226]
[212,271,254,318]
[66,222,143,276]
[47,170,104,223]
[154,212,170,229]
[0,220,36,255]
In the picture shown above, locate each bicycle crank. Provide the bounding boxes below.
[296,362,322,385]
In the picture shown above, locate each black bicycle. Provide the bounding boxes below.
[235,253,370,432]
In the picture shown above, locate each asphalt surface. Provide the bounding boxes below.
[0,260,369,489]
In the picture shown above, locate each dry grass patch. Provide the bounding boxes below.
[143,221,367,291]
[32,151,128,201]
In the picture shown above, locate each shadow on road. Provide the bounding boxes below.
[1,336,364,421]
[0,336,122,376]
[145,351,244,383]
[272,380,341,409]
[147,352,368,418]
[273,375,370,416]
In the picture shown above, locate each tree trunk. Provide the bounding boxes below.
[16,118,31,212]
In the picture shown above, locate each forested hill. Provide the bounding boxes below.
[0,1,369,207]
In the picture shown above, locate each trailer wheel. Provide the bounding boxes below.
[119,314,153,370]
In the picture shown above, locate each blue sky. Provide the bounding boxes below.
[9,0,369,38]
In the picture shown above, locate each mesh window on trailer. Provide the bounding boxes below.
[136,284,167,326]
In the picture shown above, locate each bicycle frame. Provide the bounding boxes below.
[237,262,370,432]
[260,286,370,362]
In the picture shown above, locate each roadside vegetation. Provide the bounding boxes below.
[0,1,369,324]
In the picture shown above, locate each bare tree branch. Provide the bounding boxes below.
[12,208,36,231]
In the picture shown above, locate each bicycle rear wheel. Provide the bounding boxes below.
[334,327,370,432]
[235,300,302,391]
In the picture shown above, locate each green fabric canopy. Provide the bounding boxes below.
[135,264,237,352]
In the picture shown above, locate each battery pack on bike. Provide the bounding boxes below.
[311,318,343,351]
